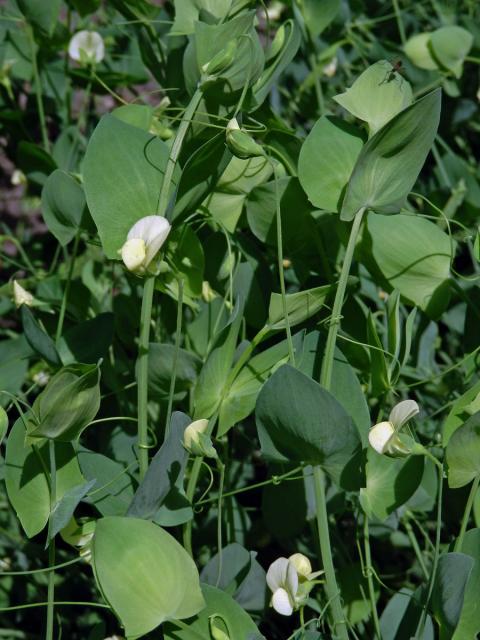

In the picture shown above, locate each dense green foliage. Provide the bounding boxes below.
[1,1,480,639]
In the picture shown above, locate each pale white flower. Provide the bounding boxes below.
[368,399,420,455]
[369,421,395,454]
[323,57,338,77]
[266,557,298,616]
[184,419,209,450]
[33,371,50,387]
[120,215,171,275]
[266,554,321,616]
[11,169,26,186]
[68,30,105,65]
[13,280,34,308]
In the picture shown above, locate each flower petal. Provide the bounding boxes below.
[368,421,395,454]
[126,215,171,268]
[68,31,105,64]
[389,399,419,430]
[271,588,294,616]
[121,238,146,272]
[266,557,289,593]
[285,559,299,595]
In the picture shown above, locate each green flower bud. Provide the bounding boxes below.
[209,615,230,640]
[201,39,237,77]
[183,419,218,459]
[225,118,264,160]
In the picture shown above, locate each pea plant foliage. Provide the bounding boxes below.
[1,0,480,639]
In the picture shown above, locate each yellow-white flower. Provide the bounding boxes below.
[68,30,105,65]
[368,399,419,456]
[13,280,34,308]
[120,215,171,275]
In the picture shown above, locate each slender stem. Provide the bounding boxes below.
[27,25,50,152]
[183,413,218,555]
[309,50,325,116]
[45,441,56,640]
[195,465,304,505]
[0,557,82,577]
[215,460,225,587]
[320,207,365,388]
[272,161,295,364]
[313,467,348,640]
[392,0,406,45]
[157,88,203,218]
[363,518,381,639]
[136,88,203,481]
[0,601,109,612]
[454,474,480,553]
[164,278,184,439]
[404,519,429,579]
[137,275,155,481]
[416,464,444,637]
[55,233,80,345]
[226,325,269,386]
[311,207,365,640]
[184,456,203,556]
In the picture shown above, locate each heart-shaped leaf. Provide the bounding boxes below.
[92,517,205,638]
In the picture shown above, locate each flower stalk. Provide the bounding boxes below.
[136,88,203,481]
[314,206,366,640]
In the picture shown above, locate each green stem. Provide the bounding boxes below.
[320,207,365,388]
[392,0,406,45]
[416,464,444,637]
[45,441,56,640]
[313,467,348,640]
[157,88,203,218]
[404,519,429,579]
[312,207,365,640]
[226,325,269,386]
[164,278,184,439]
[215,460,225,587]
[0,558,82,577]
[184,456,203,556]
[55,233,80,346]
[309,50,325,116]
[454,474,480,553]
[195,465,303,505]
[27,25,49,152]
[273,160,295,364]
[364,518,381,639]
[183,413,218,555]
[136,88,203,481]
[137,275,155,482]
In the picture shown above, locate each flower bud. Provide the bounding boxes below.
[209,616,230,640]
[183,419,217,459]
[288,553,312,579]
[201,39,236,77]
[13,280,34,308]
[119,215,171,275]
[323,57,338,77]
[226,118,264,160]
[68,30,105,65]
[269,24,286,59]
[11,169,26,186]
